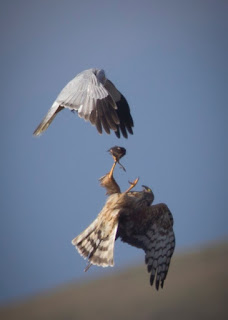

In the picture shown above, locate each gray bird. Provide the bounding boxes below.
[33,68,134,138]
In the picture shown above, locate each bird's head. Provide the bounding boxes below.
[141,185,154,205]
[142,185,152,192]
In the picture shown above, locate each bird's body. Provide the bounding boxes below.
[33,68,134,138]
[72,152,175,289]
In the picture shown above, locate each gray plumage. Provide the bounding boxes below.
[33,68,134,138]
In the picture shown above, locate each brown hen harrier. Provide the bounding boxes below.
[72,147,175,289]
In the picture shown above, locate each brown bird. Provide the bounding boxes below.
[71,148,175,289]
[33,68,134,138]
[99,146,127,195]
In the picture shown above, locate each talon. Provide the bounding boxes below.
[108,160,117,179]
[125,177,139,193]
[111,155,117,162]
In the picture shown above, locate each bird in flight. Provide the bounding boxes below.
[71,147,175,290]
[33,68,134,138]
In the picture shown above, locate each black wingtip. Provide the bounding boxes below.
[150,274,155,286]
[114,128,121,138]
[147,264,152,273]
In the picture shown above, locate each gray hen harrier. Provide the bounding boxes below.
[72,147,175,290]
[33,69,134,138]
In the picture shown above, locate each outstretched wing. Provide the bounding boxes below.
[56,69,120,135]
[117,203,175,290]
[34,68,134,138]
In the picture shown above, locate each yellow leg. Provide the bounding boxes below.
[108,160,117,179]
[125,177,139,193]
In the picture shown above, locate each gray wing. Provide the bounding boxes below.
[33,69,120,136]
[34,68,134,138]
[117,203,175,290]
[56,69,120,135]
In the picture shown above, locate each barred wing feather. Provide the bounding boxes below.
[117,203,175,289]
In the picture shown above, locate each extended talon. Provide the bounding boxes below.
[111,156,126,172]
[100,146,127,195]
[99,159,121,195]
[108,160,117,179]
[125,177,139,193]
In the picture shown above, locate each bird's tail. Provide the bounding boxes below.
[71,215,118,269]
[33,102,63,136]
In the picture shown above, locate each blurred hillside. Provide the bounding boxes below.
[0,241,227,320]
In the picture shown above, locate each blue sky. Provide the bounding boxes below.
[0,0,227,304]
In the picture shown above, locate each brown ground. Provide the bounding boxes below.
[0,241,227,320]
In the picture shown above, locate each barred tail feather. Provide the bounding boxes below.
[71,218,118,268]
[33,102,63,136]
[71,217,100,257]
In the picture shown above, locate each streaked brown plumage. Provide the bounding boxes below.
[72,147,175,289]
[116,199,175,289]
